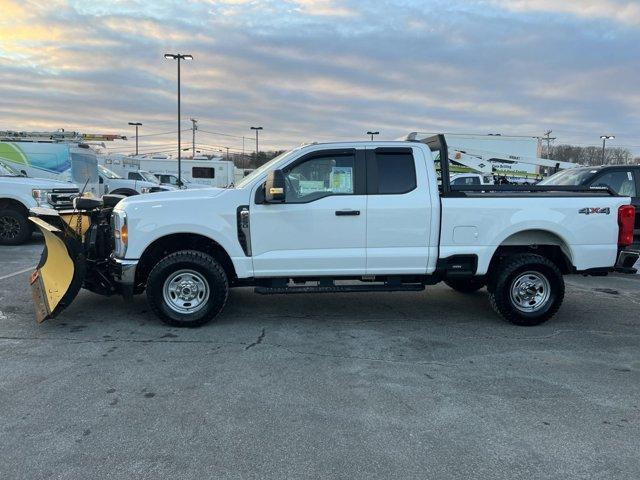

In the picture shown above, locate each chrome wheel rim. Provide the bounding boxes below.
[0,215,20,240]
[162,269,210,314]
[509,271,551,313]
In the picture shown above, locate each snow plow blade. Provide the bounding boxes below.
[29,215,86,323]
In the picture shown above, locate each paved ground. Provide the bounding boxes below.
[1,239,639,480]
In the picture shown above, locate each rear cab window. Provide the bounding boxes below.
[592,170,637,197]
[367,148,416,194]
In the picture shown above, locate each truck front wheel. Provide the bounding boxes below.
[488,254,564,326]
[0,207,31,245]
[146,250,229,327]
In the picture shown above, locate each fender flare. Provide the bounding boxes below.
[109,188,139,197]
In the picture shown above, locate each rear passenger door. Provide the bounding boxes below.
[365,147,432,274]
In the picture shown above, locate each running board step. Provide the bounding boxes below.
[255,284,425,295]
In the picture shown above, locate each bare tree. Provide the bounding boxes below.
[550,145,634,166]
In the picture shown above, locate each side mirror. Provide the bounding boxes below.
[265,169,286,203]
[99,176,104,184]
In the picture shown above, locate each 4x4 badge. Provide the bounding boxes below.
[579,207,610,215]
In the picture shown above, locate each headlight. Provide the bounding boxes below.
[140,187,151,194]
[112,210,128,258]
[32,189,52,206]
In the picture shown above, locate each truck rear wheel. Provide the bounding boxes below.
[0,207,31,245]
[488,254,564,326]
[444,277,485,293]
[146,250,229,328]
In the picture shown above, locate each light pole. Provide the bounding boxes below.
[600,135,615,164]
[128,122,142,156]
[190,118,198,159]
[242,136,245,169]
[367,131,379,141]
[164,53,193,186]
[250,126,263,165]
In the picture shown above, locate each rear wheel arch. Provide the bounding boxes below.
[136,233,237,288]
[488,229,574,278]
[109,188,138,197]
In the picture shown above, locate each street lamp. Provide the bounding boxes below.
[164,53,193,186]
[367,131,379,141]
[128,122,142,155]
[250,126,263,164]
[600,135,615,164]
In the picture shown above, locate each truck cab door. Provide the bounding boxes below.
[365,146,432,274]
[250,149,367,277]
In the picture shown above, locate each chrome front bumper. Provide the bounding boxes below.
[111,257,138,285]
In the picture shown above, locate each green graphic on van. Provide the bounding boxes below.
[0,141,69,173]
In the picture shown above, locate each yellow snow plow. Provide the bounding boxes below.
[28,195,124,323]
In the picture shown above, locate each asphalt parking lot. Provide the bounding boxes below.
[1,239,639,479]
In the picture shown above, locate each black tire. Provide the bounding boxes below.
[488,254,564,326]
[444,277,485,293]
[0,207,31,245]
[146,250,229,327]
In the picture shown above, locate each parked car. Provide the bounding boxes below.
[29,137,638,328]
[98,166,174,196]
[539,165,640,247]
[450,173,494,186]
[152,173,211,189]
[0,160,78,244]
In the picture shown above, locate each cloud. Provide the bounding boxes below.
[488,0,640,26]
[292,0,357,17]
[0,0,639,155]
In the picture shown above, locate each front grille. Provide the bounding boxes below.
[47,188,80,210]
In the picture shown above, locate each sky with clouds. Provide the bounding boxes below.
[1,0,639,156]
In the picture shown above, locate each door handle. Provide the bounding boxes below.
[335,210,360,216]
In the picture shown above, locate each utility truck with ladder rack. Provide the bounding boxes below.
[28,134,638,328]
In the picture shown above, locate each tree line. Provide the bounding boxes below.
[549,145,639,166]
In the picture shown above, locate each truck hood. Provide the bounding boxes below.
[0,176,76,189]
[116,186,229,210]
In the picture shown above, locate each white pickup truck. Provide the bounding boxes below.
[28,135,638,328]
[0,160,79,244]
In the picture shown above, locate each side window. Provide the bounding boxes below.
[468,176,480,185]
[593,171,636,196]
[128,172,142,180]
[374,151,416,194]
[285,154,355,203]
[192,167,215,179]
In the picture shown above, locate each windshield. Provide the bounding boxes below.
[0,161,22,176]
[538,168,596,186]
[236,149,297,188]
[164,175,189,184]
[140,171,160,184]
[98,165,122,179]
